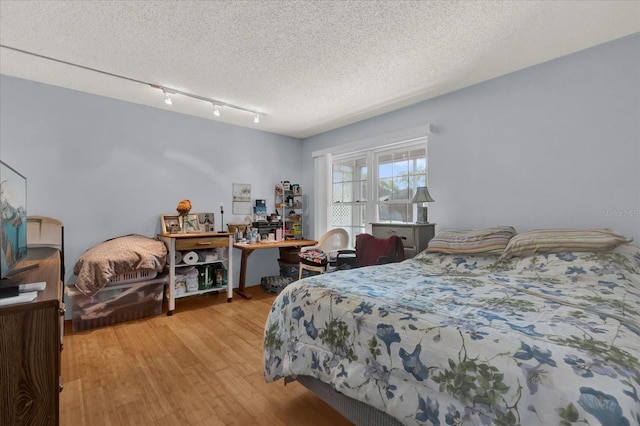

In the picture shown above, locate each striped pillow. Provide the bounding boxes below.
[498,229,633,261]
[426,226,516,254]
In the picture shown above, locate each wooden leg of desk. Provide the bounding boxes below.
[233,248,254,299]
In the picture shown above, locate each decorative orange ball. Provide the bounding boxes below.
[176,199,192,215]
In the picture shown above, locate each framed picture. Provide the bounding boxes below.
[161,214,181,234]
[183,214,200,233]
[232,183,251,202]
[198,212,216,232]
[233,183,252,214]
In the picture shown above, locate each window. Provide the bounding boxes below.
[331,155,368,242]
[376,147,426,222]
[329,140,427,243]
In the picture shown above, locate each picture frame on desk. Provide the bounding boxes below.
[183,214,200,233]
[161,214,181,234]
[198,213,216,232]
[254,206,267,222]
[161,213,201,234]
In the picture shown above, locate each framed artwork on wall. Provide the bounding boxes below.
[233,183,252,215]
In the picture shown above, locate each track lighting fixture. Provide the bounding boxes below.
[152,85,263,123]
[0,44,264,124]
[163,89,173,106]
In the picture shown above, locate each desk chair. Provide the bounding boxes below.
[298,228,349,279]
[336,233,405,268]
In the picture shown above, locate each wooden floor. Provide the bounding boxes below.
[60,285,354,426]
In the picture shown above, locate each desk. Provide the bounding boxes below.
[158,232,233,314]
[233,239,317,299]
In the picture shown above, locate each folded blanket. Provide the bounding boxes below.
[73,234,167,296]
[355,234,405,267]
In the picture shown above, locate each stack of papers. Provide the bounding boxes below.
[19,282,46,292]
[0,291,38,306]
[0,282,46,306]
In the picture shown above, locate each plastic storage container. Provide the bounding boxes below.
[66,276,165,331]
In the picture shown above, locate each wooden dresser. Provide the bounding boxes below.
[0,248,63,426]
[371,223,436,259]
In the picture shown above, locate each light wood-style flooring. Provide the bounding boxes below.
[60,285,354,426]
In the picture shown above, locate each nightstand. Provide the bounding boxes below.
[371,223,436,259]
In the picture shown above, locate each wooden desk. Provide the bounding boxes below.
[0,247,62,425]
[233,239,317,299]
[158,232,233,314]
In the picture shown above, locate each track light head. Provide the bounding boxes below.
[163,89,173,106]
[152,85,262,123]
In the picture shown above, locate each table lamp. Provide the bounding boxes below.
[412,186,434,223]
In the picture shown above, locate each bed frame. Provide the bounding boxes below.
[291,376,403,426]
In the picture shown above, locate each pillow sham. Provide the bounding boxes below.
[498,228,633,261]
[425,226,516,254]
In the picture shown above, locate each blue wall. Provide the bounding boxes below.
[1,33,638,298]
[303,33,640,244]
[0,77,303,291]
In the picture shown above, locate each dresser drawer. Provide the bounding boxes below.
[371,225,415,247]
[175,236,228,251]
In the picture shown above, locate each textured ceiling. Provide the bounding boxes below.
[1,1,638,139]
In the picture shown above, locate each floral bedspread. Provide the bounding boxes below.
[264,245,640,425]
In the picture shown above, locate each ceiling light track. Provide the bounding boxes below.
[0,44,264,123]
[148,84,261,118]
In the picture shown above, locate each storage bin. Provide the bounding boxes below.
[108,269,158,285]
[66,276,166,332]
[261,275,292,294]
[278,259,300,280]
[279,247,301,263]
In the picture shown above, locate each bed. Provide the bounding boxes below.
[263,228,640,425]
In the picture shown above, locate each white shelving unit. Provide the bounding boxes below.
[275,181,303,239]
[158,232,233,315]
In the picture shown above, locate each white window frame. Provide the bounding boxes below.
[312,124,434,240]
[330,152,370,241]
[371,143,428,224]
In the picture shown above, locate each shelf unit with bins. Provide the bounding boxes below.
[275,181,303,239]
[158,232,233,315]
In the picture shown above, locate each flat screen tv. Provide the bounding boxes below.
[1,160,28,280]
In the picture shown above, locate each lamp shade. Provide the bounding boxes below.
[412,186,435,203]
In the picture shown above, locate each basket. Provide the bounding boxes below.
[260,275,293,294]
[108,269,158,285]
[227,223,249,234]
[279,247,301,264]
[278,259,300,280]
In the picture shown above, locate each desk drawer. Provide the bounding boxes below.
[371,225,415,247]
[175,236,228,251]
